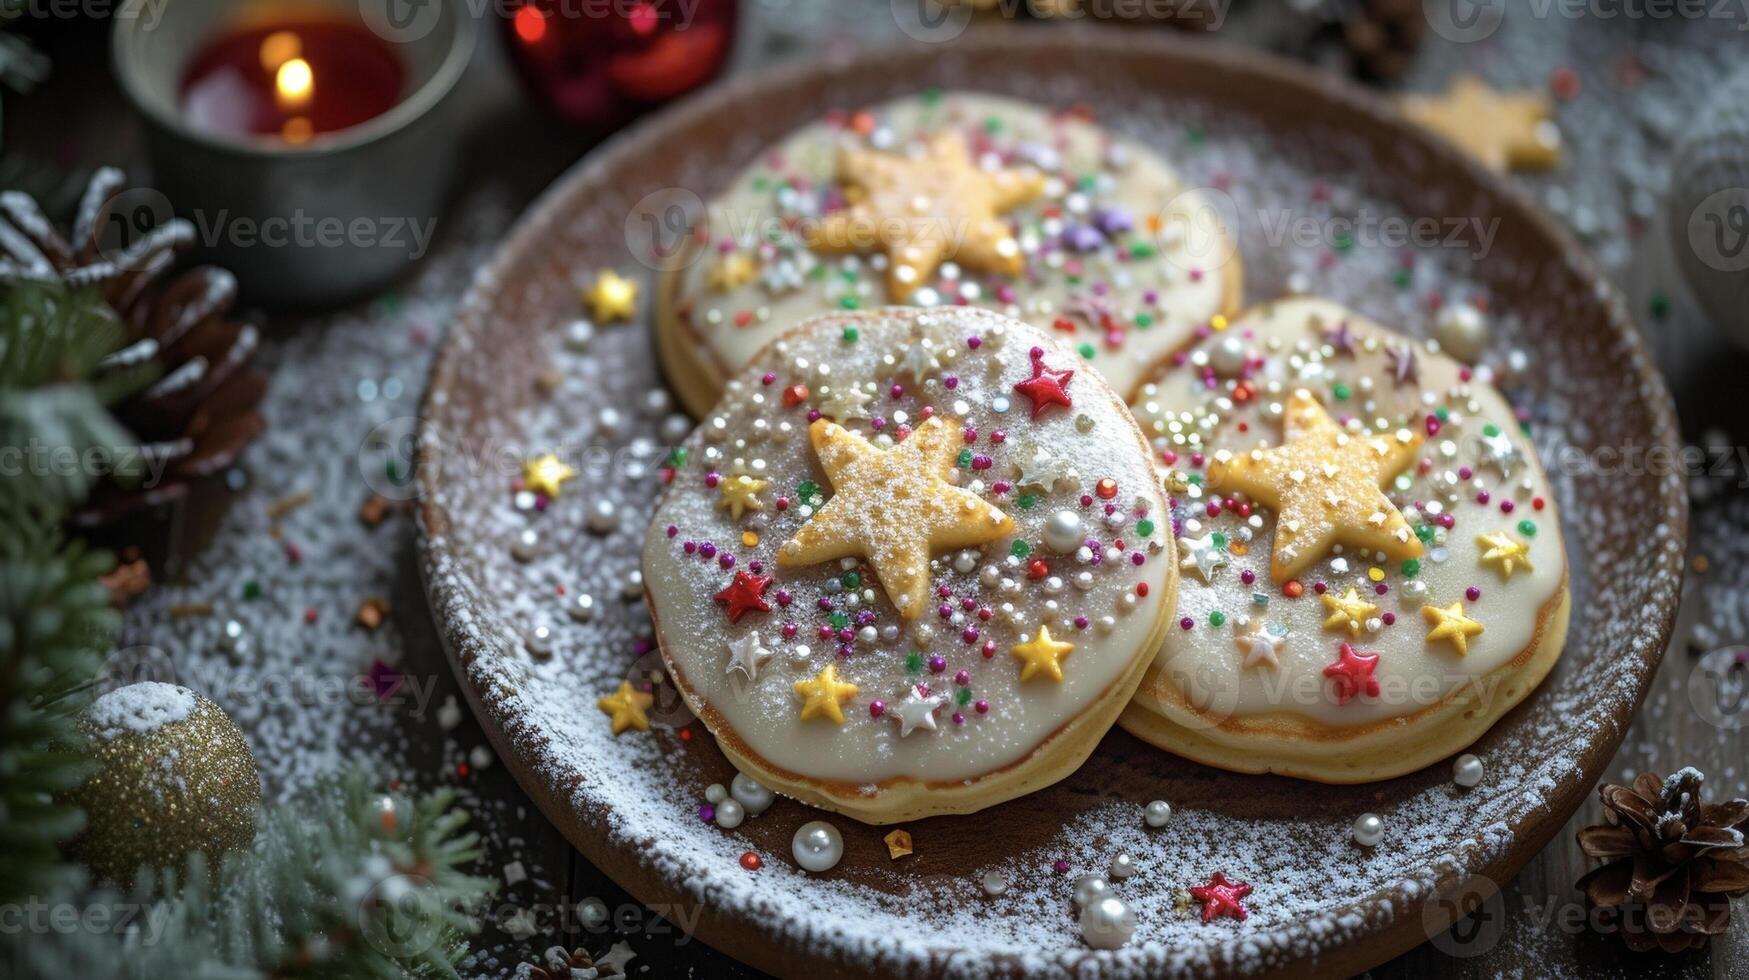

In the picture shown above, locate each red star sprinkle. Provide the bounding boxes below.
[1323,642,1380,704]
[1189,871,1253,923]
[713,570,773,623]
[1012,346,1073,419]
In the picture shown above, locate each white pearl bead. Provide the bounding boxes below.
[791,821,843,873]
[1079,895,1137,950]
[1108,853,1136,880]
[1072,874,1109,907]
[731,773,775,815]
[1211,335,1247,375]
[981,870,1009,896]
[511,528,540,562]
[704,783,728,804]
[714,799,745,830]
[584,500,619,532]
[1352,812,1385,847]
[568,593,596,623]
[1144,800,1172,828]
[1434,301,1489,363]
[1043,510,1084,553]
[1453,753,1484,788]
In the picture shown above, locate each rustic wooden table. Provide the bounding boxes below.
[9,4,1746,977]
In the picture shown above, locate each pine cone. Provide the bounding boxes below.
[1576,768,1749,952]
[0,168,267,526]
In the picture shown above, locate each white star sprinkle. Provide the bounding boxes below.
[1477,428,1522,480]
[725,631,773,681]
[1014,446,1076,494]
[1233,623,1285,670]
[1178,533,1228,584]
[890,685,946,737]
[818,382,873,421]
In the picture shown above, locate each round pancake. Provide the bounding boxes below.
[642,307,1179,822]
[656,91,1242,417]
[1122,297,1570,783]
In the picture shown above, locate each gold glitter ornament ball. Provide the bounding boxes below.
[65,682,261,885]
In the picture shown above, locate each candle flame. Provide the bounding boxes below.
[276,57,314,110]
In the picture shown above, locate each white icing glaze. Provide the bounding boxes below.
[643,308,1173,786]
[1131,298,1566,727]
[671,92,1233,398]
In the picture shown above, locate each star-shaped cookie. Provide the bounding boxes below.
[806,133,1044,299]
[778,416,1014,618]
[1399,74,1562,173]
[1208,389,1424,582]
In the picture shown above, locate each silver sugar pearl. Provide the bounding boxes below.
[1043,509,1084,553]
[1073,874,1110,908]
[1079,895,1137,950]
[981,870,1009,896]
[713,798,745,830]
[705,783,728,804]
[1453,753,1484,788]
[511,528,541,562]
[791,821,844,873]
[1108,853,1136,880]
[1352,812,1386,848]
[586,498,619,534]
[731,772,775,815]
[568,593,596,623]
[1144,799,1172,827]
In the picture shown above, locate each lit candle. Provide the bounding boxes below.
[179,17,405,145]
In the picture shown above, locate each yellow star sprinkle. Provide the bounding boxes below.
[793,663,858,724]
[1423,601,1485,655]
[584,269,639,322]
[522,453,576,499]
[597,680,653,735]
[1399,75,1561,173]
[717,474,767,520]
[1010,623,1074,683]
[1476,529,1535,579]
[1208,389,1424,582]
[707,252,759,292]
[806,133,1044,300]
[778,416,1014,619]
[1320,586,1379,635]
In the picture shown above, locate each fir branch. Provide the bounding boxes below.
[0,506,116,904]
[217,768,497,978]
[0,282,154,505]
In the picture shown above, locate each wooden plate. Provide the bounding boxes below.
[417,31,1685,977]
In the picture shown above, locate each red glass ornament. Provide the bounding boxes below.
[500,0,737,134]
[180,18,405,143]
